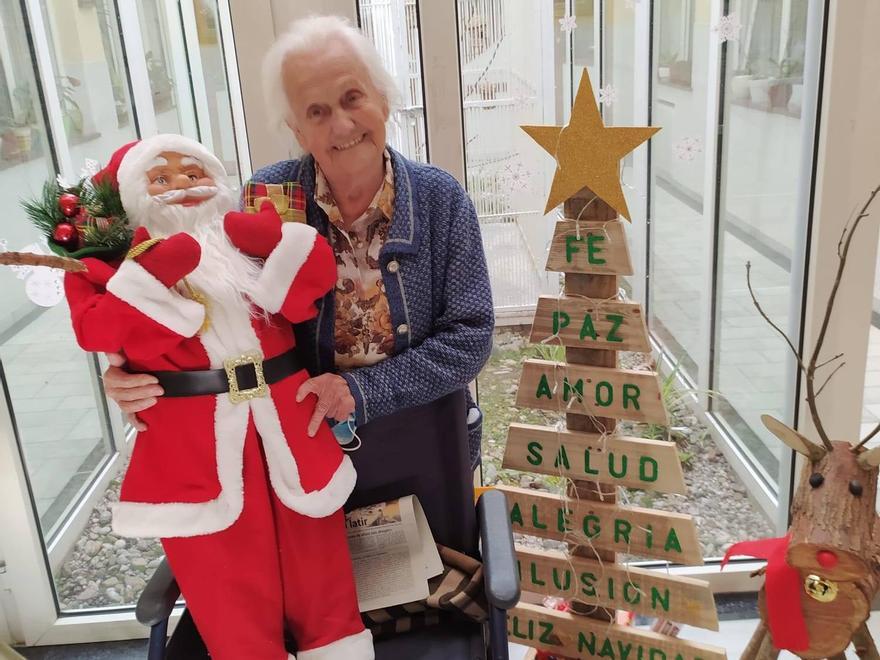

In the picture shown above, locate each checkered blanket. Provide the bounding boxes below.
[362,544,488,638]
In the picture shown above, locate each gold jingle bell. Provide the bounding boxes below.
[804,574,838,602]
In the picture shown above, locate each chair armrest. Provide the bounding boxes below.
[477,489,520,610]
[136,557,181,626]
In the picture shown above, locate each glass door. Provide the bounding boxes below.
[0,0,247,645]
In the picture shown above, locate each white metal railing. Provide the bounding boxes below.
[363,0,551,315]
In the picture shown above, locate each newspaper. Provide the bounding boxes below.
[345,495,442,611]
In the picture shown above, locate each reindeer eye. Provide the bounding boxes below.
[849,480,863,496]
[809,473,824,488]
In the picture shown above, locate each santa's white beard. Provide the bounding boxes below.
[136,191,264,317]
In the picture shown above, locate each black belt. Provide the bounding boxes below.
[140,348,304,402]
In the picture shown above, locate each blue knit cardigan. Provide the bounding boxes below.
[248,148,495,465]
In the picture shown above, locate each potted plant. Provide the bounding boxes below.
[670,59,692,87]
[657,49,677,82]
[748,73,772,109]
[146,51,175,112]
[730,63,754,101]
[58,75,84,137]
[788,79,804,115]
[0,83,37,159]
[768,57,797,109]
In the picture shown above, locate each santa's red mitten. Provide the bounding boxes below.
[129,227,201,287]
[76,257,116,288]
[224,200,283,258]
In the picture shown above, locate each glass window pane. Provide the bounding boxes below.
[602,0,637,297]
[712,0,810,485]
[862,238,880,440]
[0,0,117,575]
[190,0,239,185]
[136,0,197,137]
[41,0,138,163]
[358,0,428,163]
[648,0,705,381]
[459,0,562,315]
[570,0,597,115]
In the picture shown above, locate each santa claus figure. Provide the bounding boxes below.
[64,134,373,660]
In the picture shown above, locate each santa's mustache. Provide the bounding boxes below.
[151,186,218,205]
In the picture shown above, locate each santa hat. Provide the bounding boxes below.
[111,134,229,226]
[92,140,139,188]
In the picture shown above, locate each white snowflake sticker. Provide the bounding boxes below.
[713,12,742,43]
[674,137,703,161]
[1,240,67,306]
[25,268,65,307]
[598,84,618,107]
[558,15,577,33]
[502,162,532,191]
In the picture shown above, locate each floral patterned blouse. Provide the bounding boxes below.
[314,151,396,369]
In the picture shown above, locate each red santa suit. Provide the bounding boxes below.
[63,135,372,660]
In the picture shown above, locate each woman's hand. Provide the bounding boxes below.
[102,353,163,431]
[296,373,356,437]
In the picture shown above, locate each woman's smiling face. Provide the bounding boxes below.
[282,40,388,180]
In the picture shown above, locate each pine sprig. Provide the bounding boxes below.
[20,173,132,258]
[79,177,132,251]
[81,217,131,250]
[21,179,65,236]
[81,177,126,220]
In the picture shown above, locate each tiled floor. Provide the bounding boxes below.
[15,613,880,659]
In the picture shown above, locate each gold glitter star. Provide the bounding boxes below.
[522,70,660,220]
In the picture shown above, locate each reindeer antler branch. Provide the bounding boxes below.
[747,262,832,450]
[749,184,880,453]
[746,260,810,379]
[809,186,879,448]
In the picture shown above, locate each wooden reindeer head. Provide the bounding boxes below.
[762,416,880,658]
[744,186,880,658]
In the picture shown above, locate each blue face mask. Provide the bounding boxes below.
[328,415,357,445]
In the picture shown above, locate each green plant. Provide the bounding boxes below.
[641,361,685,442]
[678,450,695,468]
[658,49,679,68]
[530,342,566,363]
[0,83,37,129]
[768,57,797,79]
[145,51,174,98]
[58,75,84,136]
[637,361,725,473]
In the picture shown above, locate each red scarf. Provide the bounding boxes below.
[722,534,809,652]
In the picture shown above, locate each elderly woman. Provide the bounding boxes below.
[103,17,492,486]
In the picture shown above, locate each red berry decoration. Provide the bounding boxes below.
[58,193,80,217]
[52,222,78,249]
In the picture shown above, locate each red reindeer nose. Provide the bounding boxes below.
[817,550,838,569]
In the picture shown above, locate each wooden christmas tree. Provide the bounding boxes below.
[497,69,727,660]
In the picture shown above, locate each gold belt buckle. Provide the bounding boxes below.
[224,351,268,404]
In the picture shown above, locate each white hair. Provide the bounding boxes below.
[261,15,400,139]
